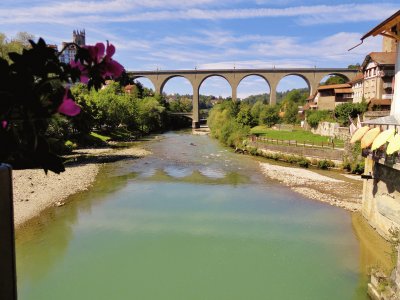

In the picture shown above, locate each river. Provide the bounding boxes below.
[16,131,389,299]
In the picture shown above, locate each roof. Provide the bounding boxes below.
[349,72,364,83]
[361,10,400,41]
[334,88,353,94]
[318,83,351,91]
[362,114,400,125]
[368,98,392,106]
[369,52,396,65]
[306,91,317,100]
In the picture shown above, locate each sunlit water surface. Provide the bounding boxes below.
[16,132,379,299]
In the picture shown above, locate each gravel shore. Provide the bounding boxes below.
[13,146,150,229]
[259,162,362,211]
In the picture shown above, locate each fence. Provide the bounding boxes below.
[251,136,339,150]
[249,137,345,161]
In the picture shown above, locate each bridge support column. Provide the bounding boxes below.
[269,81,277,105]
[192,85,200,128]
[154,83,162,96]
[231,83,238,102]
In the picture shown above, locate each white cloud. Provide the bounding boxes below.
[0,3,397,25]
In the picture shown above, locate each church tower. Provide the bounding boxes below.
[72,29,86,46]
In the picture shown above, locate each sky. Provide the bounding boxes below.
[0,0,398,98]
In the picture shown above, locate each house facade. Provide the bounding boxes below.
[59,30,86,64]
[361,52,395,104]
[316,83,353,110]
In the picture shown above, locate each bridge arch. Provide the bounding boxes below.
[197,74,233,100]
[318,72,351,85]
[160,75,194,94]
[237,74,271,102]
[198,74,233,91]
[130,76,156,92]
[276,73,311,93]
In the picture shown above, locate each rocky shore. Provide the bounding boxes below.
[13,146,150,229]
[259,162,363,211]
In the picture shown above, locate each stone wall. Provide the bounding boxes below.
[362,157,400,240]
[311,121,350,140]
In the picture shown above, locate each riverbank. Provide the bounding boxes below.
[13,145,150,229]
[259,161,362,211]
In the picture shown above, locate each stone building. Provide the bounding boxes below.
[59,30,86,64]
[316,83,353,110]
[361,51,395,105]
[350,72,364,103]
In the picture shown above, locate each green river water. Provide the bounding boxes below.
[16,132,387,299]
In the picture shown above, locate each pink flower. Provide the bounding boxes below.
[87,43,105,64]
[1,120,7,129]
[58,88,81,116]
[70,41,124,84]
[70,60,89,84]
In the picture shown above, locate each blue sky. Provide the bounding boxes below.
[0,1,398,98]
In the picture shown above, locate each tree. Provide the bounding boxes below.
[260,105,280,127]
[236,103,254,126]
[0,32,34,63]
[348,63,361,70]
[334,102,367,126]
[323,76,346,85]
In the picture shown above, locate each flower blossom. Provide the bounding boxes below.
[1,120,7,129]
[58,88,81,116]
[71,41,124,84]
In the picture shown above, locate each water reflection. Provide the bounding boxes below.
[15,132,390,300]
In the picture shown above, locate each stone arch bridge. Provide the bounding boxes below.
[127,68,357,128]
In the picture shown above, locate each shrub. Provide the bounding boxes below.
[306,110,333,128]
[317,159,335,169]
[297,157,311,168]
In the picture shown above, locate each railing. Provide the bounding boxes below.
[251,136,341,150]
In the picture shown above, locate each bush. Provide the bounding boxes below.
[306,110,333,128]
[297,157,311,168]
[334,102,367,126]
[317,159,335,169]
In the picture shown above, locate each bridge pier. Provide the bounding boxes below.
[192,84,200,128]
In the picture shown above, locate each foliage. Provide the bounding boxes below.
[317,159,335,169]
[343,141,364,174]
[259,105,280,127]
[334,102,367,126]
[321,75,346,85]
[208,101,250,147]
[306,110,334,128]
[236,102,255,127]
[0,37,124,173]
[0,32,35,63]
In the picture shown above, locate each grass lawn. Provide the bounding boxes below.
[250,125,344,148]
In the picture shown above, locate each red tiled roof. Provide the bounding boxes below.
[318,83,351,90]
[369,52,396,65]
[368,98,392,106]
[349,72,364,83]
[334,88,353,94]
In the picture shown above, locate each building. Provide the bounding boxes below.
[316,83,353,110]
[350,72,364,103]
[303,92,319,111]
[59,30,86,64]
[353,10,400,297]
[361,52,395,105]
